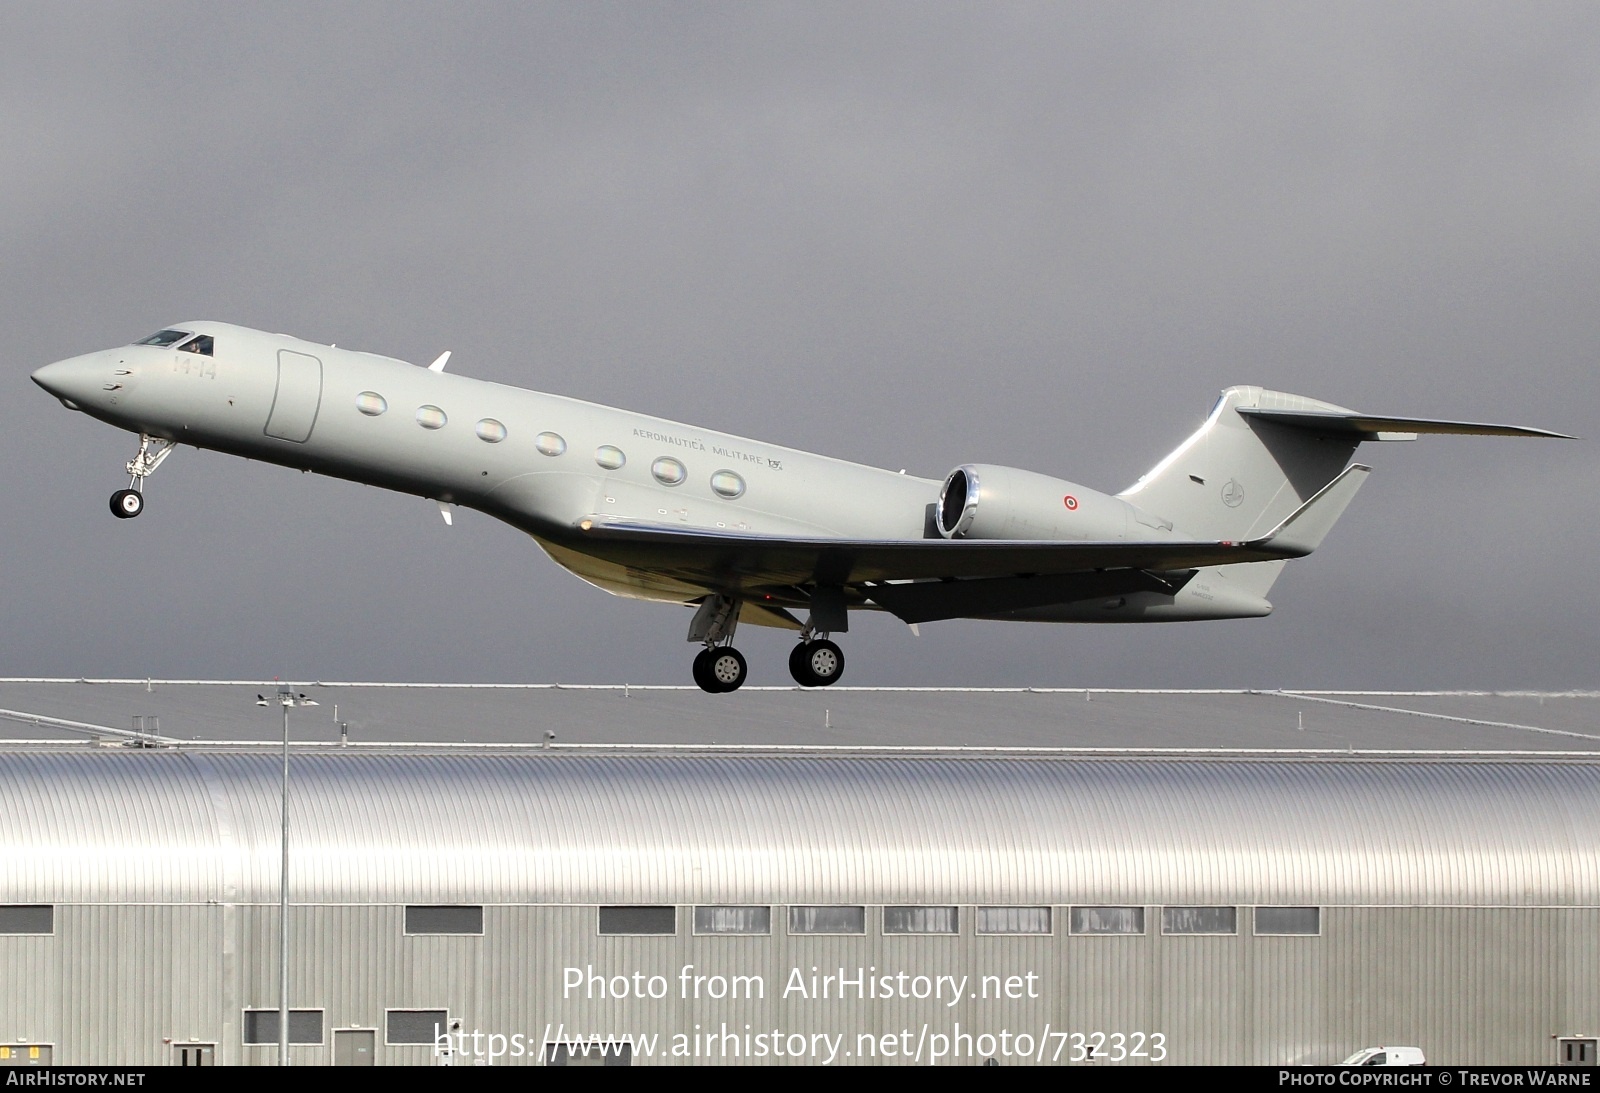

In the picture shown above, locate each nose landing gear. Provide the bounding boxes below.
[108,435,176,520]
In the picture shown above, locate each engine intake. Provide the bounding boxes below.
[936,463,1162,541]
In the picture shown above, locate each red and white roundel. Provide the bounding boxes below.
[1063,495,1078,511]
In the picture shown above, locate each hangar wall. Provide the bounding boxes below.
[2,748,1597,1066]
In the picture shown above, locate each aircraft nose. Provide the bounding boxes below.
[32,354,107,408]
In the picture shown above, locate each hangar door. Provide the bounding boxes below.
[265,350,324,443]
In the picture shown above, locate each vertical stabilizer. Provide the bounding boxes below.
[1118,386,1363,542]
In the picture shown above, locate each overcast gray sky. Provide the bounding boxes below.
[4,2,1596,689]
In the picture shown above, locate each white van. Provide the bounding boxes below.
[1340,1046,1427,1066]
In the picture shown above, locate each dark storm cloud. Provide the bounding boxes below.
[3,2,1596,688]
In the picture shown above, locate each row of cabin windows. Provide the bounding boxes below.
[0,903,1320,939]
[0,903,1321,938]
[354,392,747,499]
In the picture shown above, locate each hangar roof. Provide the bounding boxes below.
[0,679,1597,752]
[4,749,1599,907]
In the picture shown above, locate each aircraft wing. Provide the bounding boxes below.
[574,518,1297,587]
[569,464,1369,623]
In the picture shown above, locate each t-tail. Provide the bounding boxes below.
[1109,385,1571,618]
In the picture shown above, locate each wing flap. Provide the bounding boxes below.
[866,570,1195,624]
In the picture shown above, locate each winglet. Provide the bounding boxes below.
[428,351,451,373]
[1249,464,1371,557]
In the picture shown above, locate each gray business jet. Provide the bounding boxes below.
[32,322,1568,692]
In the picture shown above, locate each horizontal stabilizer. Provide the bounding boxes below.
[1239,408,1573,440]
[1248,464,1370,557]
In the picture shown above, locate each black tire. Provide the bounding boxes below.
[707,647,747,692]
[805,640,844,687]
[692,648,719,693]
[789,642,817,687]
[110,489,143,519]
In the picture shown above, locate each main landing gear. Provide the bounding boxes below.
[686,594,847,693]
[688,595,749,693]
[108,435,176,520]
[788,636,844,688]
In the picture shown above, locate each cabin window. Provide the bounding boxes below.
[884,906,958,934]
[355,392,387,416]
[1069,906,1145,935]
[475,418,507,443]
[788,906,866,935]
[1162,907,1238,935]
[693,906,771,935]
[595,445,625,470]
[415,405,447,430]
[536,431,566,456]
[710,470,745,499]
[976,906,1051,935]
[650,456,686,486]
[134,329,191,348]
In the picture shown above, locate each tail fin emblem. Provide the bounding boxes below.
[1221,479,1245,507]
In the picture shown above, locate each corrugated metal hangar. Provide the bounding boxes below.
[2,680,1598,1067]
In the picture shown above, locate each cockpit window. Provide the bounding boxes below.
[179,335,214,356]
[135,329,193,348]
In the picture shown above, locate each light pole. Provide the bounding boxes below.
[256,686,318,1066]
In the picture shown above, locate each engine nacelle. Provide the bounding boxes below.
[936,463,1170,541]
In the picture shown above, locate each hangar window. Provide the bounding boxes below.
[545,1041,633,1066]
[1254,907,1320,936]
[355,391,388,416]
[536,431,566,456]
[179,334,214,356]
[404,905,483,935]
[243,1009,324,1045]
[1162,907,1238,935]
[976,906,1051,935]
[884,906,958,934]
[598,906,676,935]
[693,906,771,935]
[386,1010,450,1046]
[1069,906,1145,935]
[650,456,686,486]
[135,329,191,348]
[788,906,866,935]
[595,445,626,470]
[710,470,745,499]
[415,405,447,430]
[475,418,507,443]
[0,905,53,934]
